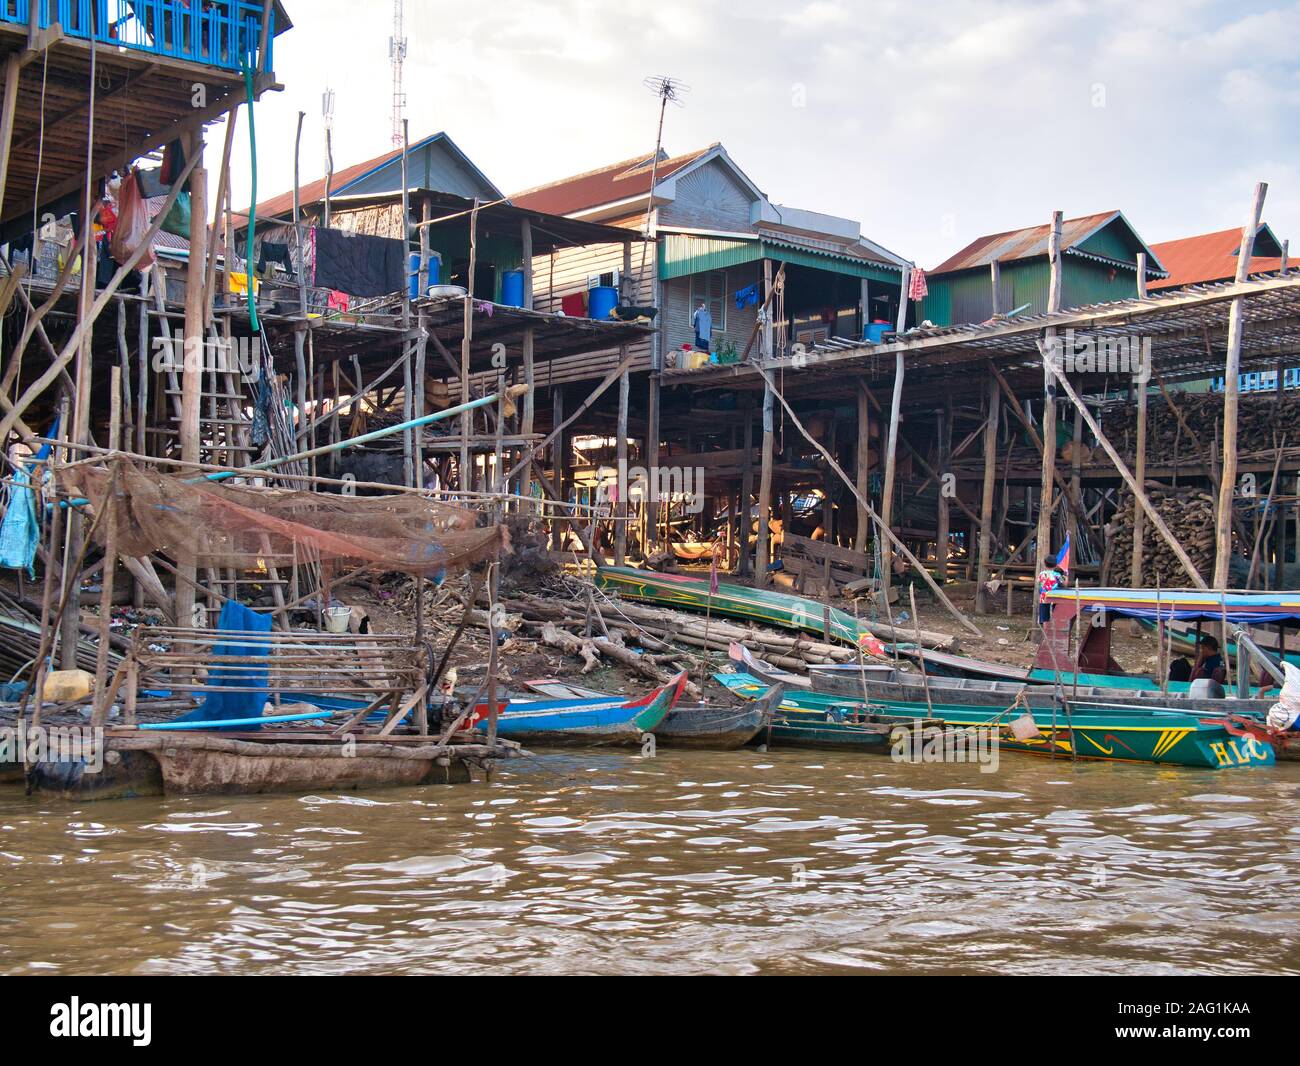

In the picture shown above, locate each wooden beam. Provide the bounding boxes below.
[1130,371,1148,586]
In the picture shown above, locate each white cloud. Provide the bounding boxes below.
[221,0,1299,268]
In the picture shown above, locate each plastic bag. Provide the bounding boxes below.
[109,171,154,270]
[1266,661,1300,731]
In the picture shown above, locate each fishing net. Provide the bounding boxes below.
[61,459,507,576]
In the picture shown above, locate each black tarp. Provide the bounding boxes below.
[312,227,405,298]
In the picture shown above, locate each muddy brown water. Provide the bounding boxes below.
[1,749,1298,975]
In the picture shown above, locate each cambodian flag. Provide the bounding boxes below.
[1054,532,1071,577]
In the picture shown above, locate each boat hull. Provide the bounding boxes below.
[655,704,767,749]
[721,672,1275,770]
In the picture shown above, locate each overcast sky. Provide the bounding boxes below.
[221,0,1298,269]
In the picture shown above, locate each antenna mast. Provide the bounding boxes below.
[389,0,408,148]
[638,76,689,273]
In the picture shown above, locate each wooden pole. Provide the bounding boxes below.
[880,265,910,598]
[739,398,754,577]
[854,378,871,553]
[975,372,999,613]
[1214,182,1268,588]
[177,137,208,632]
[1135,250,1149,300]
[91,369,122,724]
[520,216,536,500]
[615,345,629,565]
[461,198,480,487]
[1035,210,1063,578]
[1130,365,1148,587]
[935,395,952,582]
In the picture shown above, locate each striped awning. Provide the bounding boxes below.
[1044,587,1300,623]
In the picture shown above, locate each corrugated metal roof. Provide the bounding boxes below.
[931,211,1131,273]
[510,147,713,217]
[1148,225,1286,290]
[239,132,500,225]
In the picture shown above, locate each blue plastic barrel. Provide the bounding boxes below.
[501,269,526,308]
[408,253,422,300]
[408,253,442,298]
[864,321,890,344]
[588,284,618,321]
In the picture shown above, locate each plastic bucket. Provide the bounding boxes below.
[323,606,351,634]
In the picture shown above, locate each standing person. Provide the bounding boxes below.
[692,299,713,355]
[1036,533,1070,625]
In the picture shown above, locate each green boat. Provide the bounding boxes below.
[716,672,1275,771]
[596,565,871,647]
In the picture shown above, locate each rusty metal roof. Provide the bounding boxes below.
[931,211,1138,273]
[1148,224,1286,290]
[510,147,714,217]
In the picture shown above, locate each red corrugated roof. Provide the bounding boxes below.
[241,142,415,224]
[931,211,1121,274]
[1147,226,1285,290]
[510,146,715,217]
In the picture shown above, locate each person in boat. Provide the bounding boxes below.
[1190,635,1227,684]
[1168,656,1193,683]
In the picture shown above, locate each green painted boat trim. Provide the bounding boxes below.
[715,672,1274,770]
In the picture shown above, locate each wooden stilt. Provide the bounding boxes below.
[975,372,999,613]
[880,265,910,598]
[854,379,871,553]
[1035,210,1063,577]
[1130,367,1148,587]
[1214,182,1268,588]
[935,395,951,583]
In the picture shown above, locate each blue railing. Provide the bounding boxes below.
[1211,368,1300,393]
[1,1,275,74]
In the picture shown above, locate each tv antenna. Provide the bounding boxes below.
[639,76,689,271]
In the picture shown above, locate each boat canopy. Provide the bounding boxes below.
[1043,587,1300,624]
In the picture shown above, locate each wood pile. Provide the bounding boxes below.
[1104,488,1215,586]
[1100,391,1298,462]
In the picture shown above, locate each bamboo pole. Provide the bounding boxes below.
[879,265,910,598]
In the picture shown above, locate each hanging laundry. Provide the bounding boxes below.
[0,467,40,578]
[160,191,191,237]
[908,267,929,301]
[733,283,759,310]
[160,138,187,188]
[135,167,170,199]
[311,227,405,298]
[257,240,294,277]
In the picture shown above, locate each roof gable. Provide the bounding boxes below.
[243,132,501,224]
[931,210,1164,276]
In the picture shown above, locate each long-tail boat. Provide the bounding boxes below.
[656,684,784,749]
[717,671,1275,770]
[469,673,687,747]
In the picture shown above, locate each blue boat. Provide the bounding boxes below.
[468,673,687,747]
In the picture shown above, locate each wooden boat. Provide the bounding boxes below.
[762,708,936,753]
[656,685,782,749]
[596,565,872,647]
[718,671,1275,770]
[25,729,507,799]
[523,676,776,749]
[894,645,1031,683]
[469,672,686,747]
[726,642,813,688]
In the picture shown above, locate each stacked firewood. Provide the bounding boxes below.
[1100,392,1298,462]
[1105,488,1215,587]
